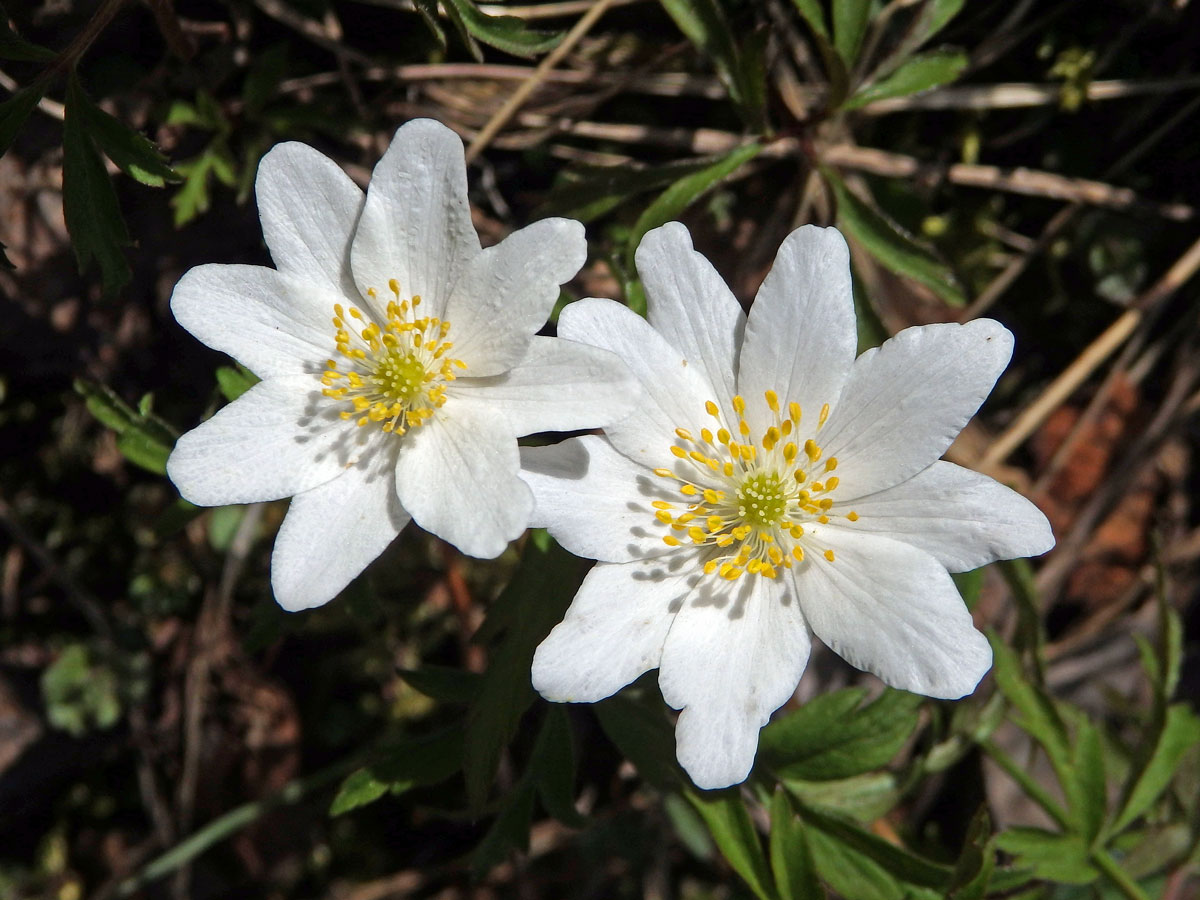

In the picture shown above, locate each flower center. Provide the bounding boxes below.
[653,391,859,581]
[320,280,467,435]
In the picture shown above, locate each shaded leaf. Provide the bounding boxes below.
[75,380,175,474]
[441,0,562,58]
[920,0,967,43]
[330,725,464,816]
[781,771,902,823]
[825,168,965,306]
[658,0,762,124]
[531,706,584,827]
[688,788,778,900]
[952,567,984,611]
[595,692,682,790]
[399,664,482,705]
[994,827,1099,884]
[72,84,180,187]
[469,781,536,877]
[790,0,828,39]
[946,806,995,900]
[329,769,389,816]
[0,7,55,62]
[988,633,1071,774]
[539,157,720,223]
[412,0,447,50]
[803,819,936,900]
[844,49,968,110]
[833,0,871,67]
[242,42,288,118]
[768,790,822,900]
[1111,704,1200,835]
[1,82,45,160]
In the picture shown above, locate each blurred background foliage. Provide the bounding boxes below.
[1,0,1199,897]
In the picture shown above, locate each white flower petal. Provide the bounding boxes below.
[392,403,528,558]
[795,528,992,699]
[839,461,1055,572]
[452,336,633,436]
[170,264,340,378]
[638,222,745,409]
[271,446,411,611]
[167,376,376,506]
[557,298,717,464]
[658,575,811,790]
[819,319,1014,498]
[520,436,675,564]
[532,554,692,702]
[737,225,857,434]
[350,119,480,318]
[255,142,363,298]
[443,218,587,375]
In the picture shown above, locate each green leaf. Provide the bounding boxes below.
[803,819,935,900]
[988,633,1071,774]
[469,781,537,877]
[790,0,828,39]
[440,0,562,58]
[1063,717,1106,844]
[463,539,585,810]
[844,49,968,110]
[825,168,965,306]
[760,688,922,781]
[0,7,55,62]
[1,82,45,158]
[116,429,170,475]
[768,790,822,900]
[330,725,464,816]
[832,0,871,68]
[658,0,763,124]
[531,706,584,827]
[994,827,1099,884]
[946,806,995,900]
[627,142,761,264]
[242,42,288,118]
[1111,704,1200,835]
[921,0,966,43]
[595,692,682,789]
[540,158,720,223]
[688,789,779,900]
[399,665,482,704]
[215,364,260,403]
[952,567,984,611]
[63,75,131,295]
[73,91,180,187]
[411,0,447,49]
[329,768,390,816]
[781,771,902,822]
[75,380,175,474]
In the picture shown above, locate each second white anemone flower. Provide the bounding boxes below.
[522,222,1054,790]
[167,119,633,612]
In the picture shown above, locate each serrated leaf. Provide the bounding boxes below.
[844,49,968,110]
[688,789,779,900]
[769,790,822,900]
[1064,717,1106,844]
[833,0,871,67]
[531,706,584,827]
[825,168,965,306]
[63,76,131,295]
[1,82,45,159]
[215,364,260,402]
[72,84,180,187]
[463,539,585,810]
[1111,704,1200,835]
[75,379,175,473]
[441,0,562,58]
[0,7,55,62]
[994,828,1099,884]
[399,664,482,704]
[595,692,682,789]
[760,688,922,781]
[627,142,761,264]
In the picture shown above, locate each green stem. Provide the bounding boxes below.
[980,738,1070,830]
[1092,849,1151,900]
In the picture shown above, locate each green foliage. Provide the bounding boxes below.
[768,790,822,900]
[0,82,46,157]
[329,726,464,816]
[439,0,563,60]
[41,644,122,736]
[688,788,778,900]
[74,379,176,474]
[215,364,260,403]
[0,6,55,62]
[844,50,969,110]
[832,0,871,68]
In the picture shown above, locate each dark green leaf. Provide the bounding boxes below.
[329,768,390,816]
[921,0,966,43]
[952,567,984,611]
[399,665,482,704]
[790,0,828,39]
[803,820,929,900]
[0,7,55,62]
[825,168,965,306]
[658,0,761,122]
[760,688,922,781]
[627,142,761,264]
[63,76,131,295]
[769,790,822,900]
[1064,717,1106,844]
[832,0,871,68]
[688,789,778,900]
[532,706,584,827]
[1111,704,1200,835]
[800,804,953,890]
[412,0,447,50]
[73,88,180,187]
[988,633,1071,774]
[469,781,536,877]
[595,692,682,790]
[1,82,45,160]
[75,380,175,474]
[946,806,995,900]
[463,539,585,810]
[994,827,1099,884]
[781,771,902,822]
[331,725,464,816]
[540,158,719,223]
[441,0,562,58]
[242,43,288,118]
[215,364,260,402]
[844,49,968,110]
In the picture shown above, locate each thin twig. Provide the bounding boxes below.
[863,75,1200,113]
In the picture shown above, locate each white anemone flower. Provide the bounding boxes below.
[522,222,1054,790]
[166,119,633,612]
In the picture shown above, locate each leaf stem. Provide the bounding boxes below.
[1092,848,1152,900]
[979,738,1070,830]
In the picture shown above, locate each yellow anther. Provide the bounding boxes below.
[789,402,801,423]
[705,400,719,417]
[781,420,793,436]
[677,513,696,525]
[700,428,714,444]
[761,564,777,579]
[738,419,751,436]
[732,395,745,415]
[793,546,805,562]
[703,489,721,504]
[680,484,698,496]
[818,515,829,524]
[789,525,804,539]
[811,481,824,493]
[794,469,807,483]
[704,560,719,575]
[819,403,830,427]
[765,390,779,412]
[804,440,822,462]
[723,462,734,477]
[688,527,706,543]
[655,511,673,524]
[670,446,687,458]
[825,457,838,472]
[663,535,682,547]
[847,511,859,522]
[717,428,731,444]
[652,500,673,510]
[824,549,836,562]
[675,428,693,441]
[706,515,723,532]
[826,476,839,491]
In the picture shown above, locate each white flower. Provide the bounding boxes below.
[166,119,633,612]
[521,222,1054,790]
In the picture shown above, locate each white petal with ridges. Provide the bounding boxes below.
[532,554,693,702]
[351,119,480,319]
[167,376,376,506]
[819,319,1014,498]
[639,222,745,411]
[392,403,528,559]
[838,461,1055,572]
[794,528,992,699]
[557,298,717,464]
[658,575,811,790]
[271,445,410,611]
[520,436,675,564]
[255,142,363,298]
[738,225,857,435]
[452,337,633,437]
[443,218,587,376]
[170,264,341,379]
